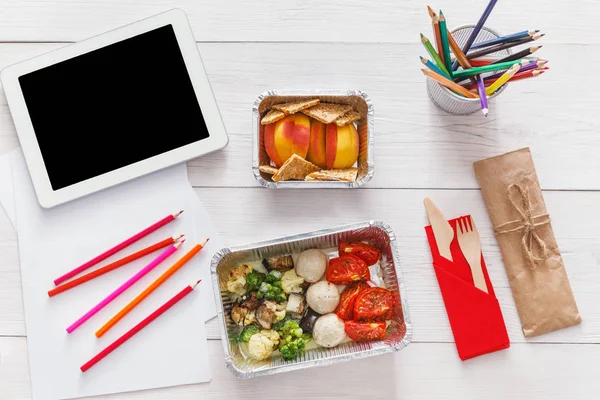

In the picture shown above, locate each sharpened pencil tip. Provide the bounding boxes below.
[482,109,488,117]
[173,210,184,218]
[200,238,210,246]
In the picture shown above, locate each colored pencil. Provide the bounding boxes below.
[422,69,479,99]
[469,56,539,67]
[95,239,209,338]
[420,33,451,78]
[81,280,201,373]
[452,0,498,70]
[438,11,453,77]
[420,56,450,79]
[467,34,544,60]
[66,241,183,334]
[469,29,539,50]
[476,75,488,116]
[447,30,472,70]
[53,210,184,285]
[485,60,547,81]
[452,59,532,79]
[427,6,445,65]
[48,235,183,297]
[485,63,521,96]
[492,46,542,64]
[464,69,546,90]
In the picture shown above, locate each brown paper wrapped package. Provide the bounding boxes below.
[473,148,581,338]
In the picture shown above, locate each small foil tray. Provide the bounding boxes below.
[210,221,412,378]
[252,89,375,188]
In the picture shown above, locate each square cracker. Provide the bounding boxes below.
[335,110,361,126]
[305,168,358,182]
[302,103,353,124]
[272,154,320,181]
[271,99,320,115]
[258,165,279,175]
[261,109,286,125]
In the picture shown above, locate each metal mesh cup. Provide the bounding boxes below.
[426,25,512,115]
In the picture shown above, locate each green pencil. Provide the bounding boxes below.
[438,11,453,78]
[420,33,450,78]
[453,59,529,79]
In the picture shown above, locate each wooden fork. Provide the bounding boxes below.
[456,216,488,293]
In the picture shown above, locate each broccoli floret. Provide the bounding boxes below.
[273,316,305,349]
[246,270,266,292]
[265,270,282,284]
[257,280,287,303]
[279,336,310,360]
[238,325,260,343]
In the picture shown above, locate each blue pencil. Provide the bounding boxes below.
[452,0,498,71]
[420,56,451,79]
[470,30,539,50]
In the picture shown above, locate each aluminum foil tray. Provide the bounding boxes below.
[210,221,412,378]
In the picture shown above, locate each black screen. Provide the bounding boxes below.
[19,24,209,190]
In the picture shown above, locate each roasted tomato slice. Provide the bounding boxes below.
[335,281,369,320]
[326,255,370,285]
[344,321,387,341]
[338,242,381,266]
[353,287,394,322]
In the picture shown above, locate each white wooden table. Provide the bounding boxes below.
[1,1,599,399]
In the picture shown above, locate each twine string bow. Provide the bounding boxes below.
[493,183,551,268]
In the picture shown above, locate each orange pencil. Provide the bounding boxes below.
[447,31,472,70]
[95,239,209,337]
[422,68,479,99]
[48,235,183,297]
[427,6,445,65]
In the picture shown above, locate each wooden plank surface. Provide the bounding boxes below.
[1,188,597,342]
[0,43,598,190]
[1,338,599,400]
[0,1,594,44]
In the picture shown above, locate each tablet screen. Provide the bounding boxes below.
[18,24,209,191]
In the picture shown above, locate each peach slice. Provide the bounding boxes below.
[264,114,310,167]
[326,123,359,169]
[306,120,327,169]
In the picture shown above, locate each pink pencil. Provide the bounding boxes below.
[54,210,183,285]
[66,240,184,334]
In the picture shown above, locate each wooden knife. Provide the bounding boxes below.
[424,198,454,261]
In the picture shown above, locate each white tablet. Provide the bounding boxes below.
[1,9,228,208]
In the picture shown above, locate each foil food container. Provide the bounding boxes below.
[210,221,412,379]
[252,89,375,188]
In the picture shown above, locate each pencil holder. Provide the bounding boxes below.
[427,25,511,115]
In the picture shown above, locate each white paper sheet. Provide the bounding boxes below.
[8,149,219,400]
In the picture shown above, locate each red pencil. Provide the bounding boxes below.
[80,280,201,373]
[53,210,183,285]
[48,235,183,297]
[463,68,547,90]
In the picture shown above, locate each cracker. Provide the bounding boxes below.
[305,168,358,182]
[335,110,361,126]
[301,103,353,124]
[261,109,286,125]
[271,99,320,115]
[272,154,320,182]
[258,165,279,175]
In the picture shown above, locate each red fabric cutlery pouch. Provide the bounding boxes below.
[425,215,510,361]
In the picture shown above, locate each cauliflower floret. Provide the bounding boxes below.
[226,264,253,295]
[247,330,281,361]
[281,269,305,294]
[273,310,286,322]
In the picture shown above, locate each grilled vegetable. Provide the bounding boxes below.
[281,269,305,294]
[226,264,253,295]
[262,255,294,272]
[239,292,260,311]
[326,255,370,285]
[344,321,386,341]
[246,270,266,292]
[299,308,321,334]
[286,293,306,316]
[247,329,280,361]
[339,242,381,266]
[256,300,278,329]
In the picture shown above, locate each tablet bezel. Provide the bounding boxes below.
[1,9,228,208]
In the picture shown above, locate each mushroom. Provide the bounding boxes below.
[255,300,277,329]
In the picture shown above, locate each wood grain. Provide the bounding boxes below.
[0,1,594,44]
[0,43,597,189]
[1,188,597,342]
[1,338,599,400]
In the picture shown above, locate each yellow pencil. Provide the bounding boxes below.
[485,63,521,96]
[421,69,479,99]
